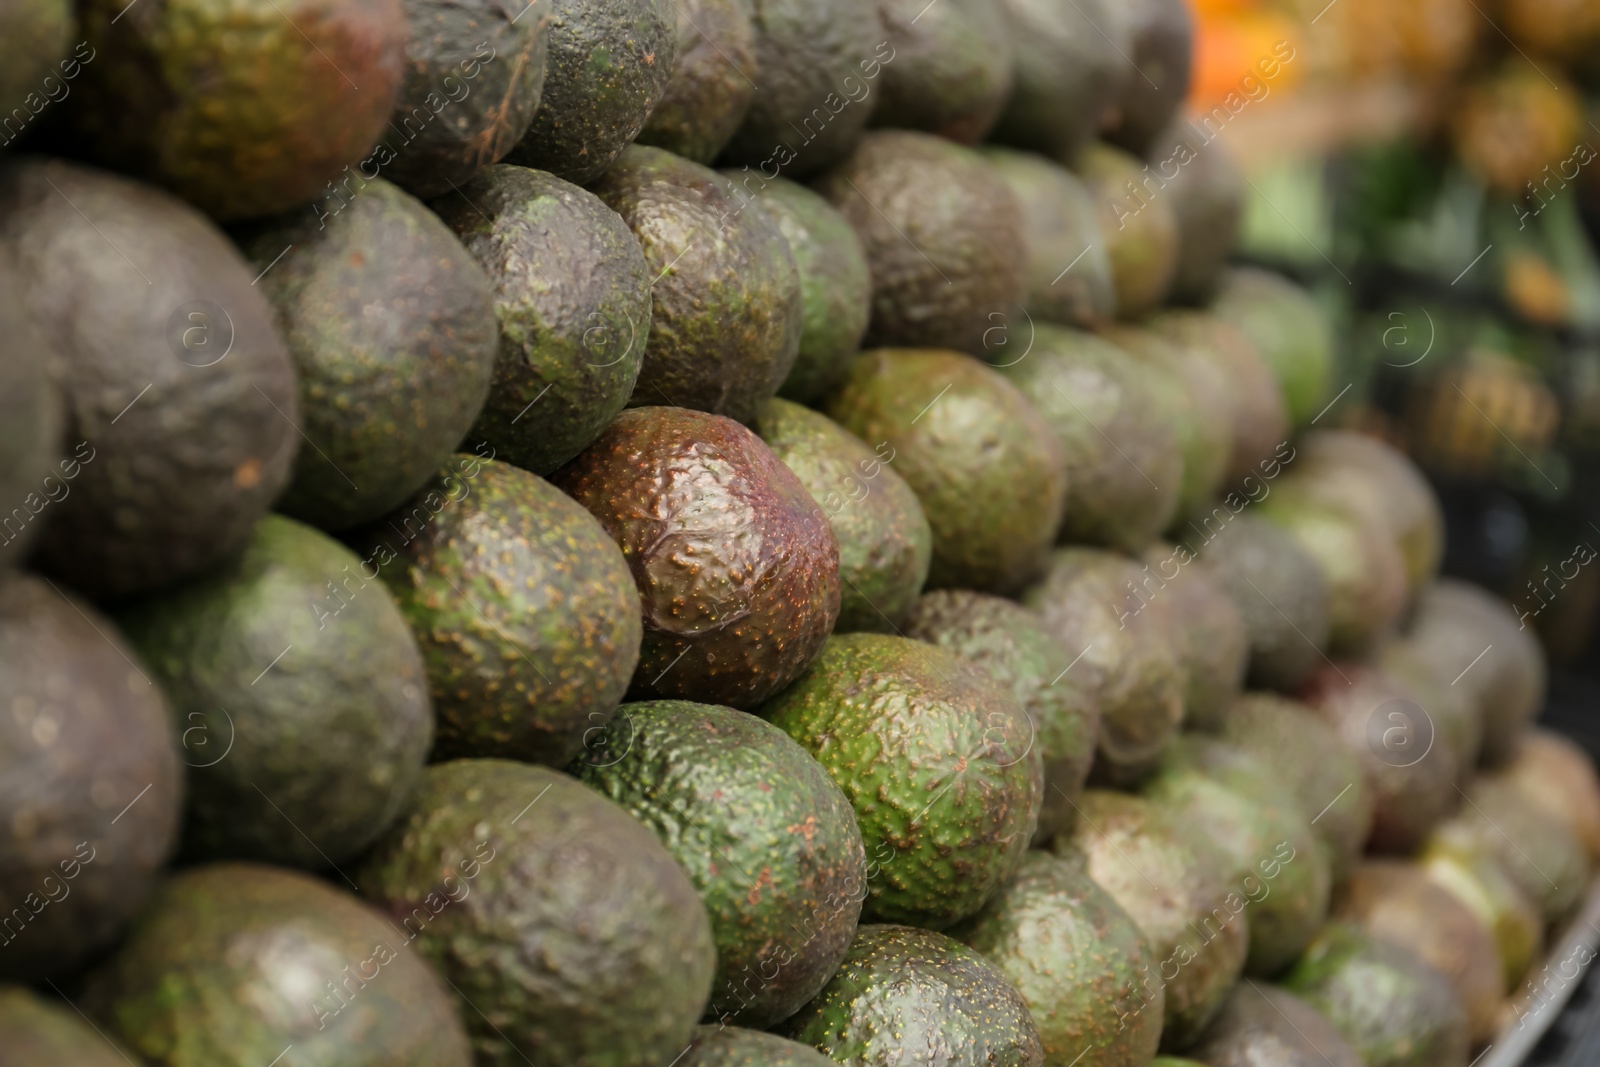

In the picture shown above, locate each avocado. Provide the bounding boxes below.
[572,699,866,1029]
[751,398,930,633]
[0,986,137,1066]
[242,178,498,530]
[682,1025,837,1067]
[952,850,1164,1067]
[1500,728,1600,863]
[990,0,1127,160]
[1376,640,1482,781]
[759,633,1041,929]
[780,924,1044,1067]
[67,0,406,219]
[1210,269,1334,430]
[1189,982,1363,1067]
[636,0,757,162]
[0,1,70,148]
[84,863,472,1066]
[554,406,838,707]
[998,326,1182,553]
[1101,0,1192,158]
[826,348,1067,593]
[871,0,1013,144]
[1435,776,1589,926]
[1421,826,1544,991]
[435,163,651,475]
[1024,548,1185,787]
[1280,923,1470,1067]
[1140,545,1247,731]
[0,262,63,571]
[903,590,1100,845]
[117,514,431,869]
[0,159,299,600]
[357,759,716,1067]
[361,454,641,764]
[504,0,676,183]
[1146,121,1244,306]
[1077,142,1179,320]
[816,131,1027,356]
[592,145,802,422]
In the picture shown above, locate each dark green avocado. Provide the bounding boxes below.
[0,257,63,571]
[637,0,757,162]
[0,985,138,1066]
[573,699,866,1028]
[434,163,651,475]
[1078,143,1179,320]
[779,924,1044,1067]
[1210,268,1334,430]
[1140,543,1246,731]
[117,514,432,869]
[681,1025,837,1067]
[1102,0,1193,157]
[1190,982,1363,1067]
[357,759,716,1067]
[0,0,70,147]
[1146,121,1244,306]
[759,633,1042,929]
[871,0,1013,144]
[360,454,642,765]
[991,0,1127,160]
[553,407,839,708]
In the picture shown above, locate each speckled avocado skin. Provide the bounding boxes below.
[360,454,642,765]
[0,986,138,1066]
[752,398,930,633]
[0,260,64,571]
[872,0,1013,144]
[117,515,432,869]
[244,178,498,531]
[553,407,839,708]
[1190,982,1364,1067]
[991,0,1126,160]
[357,759,716,1067]
[759,633,1041,929]
[573,700,866,1028]
[435,164,650,475]
[638,0,757,162]
[682,1025,838,1067]
[952,850,1163,1067]
[780,924,1045,1067]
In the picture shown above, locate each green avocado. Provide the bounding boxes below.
[361,454,642,765]
[1421,825,1544,991]
[991,0,1127,160]
[780,924,1044,1067]
[0,261,63,571]
[1102,0,1193,157]
[752,398,930,633]
[117,515,432,869]
[0,0,70,148]
[1211,269,1334,429]
[1140,544,1246,731]
[681,1025,837,1067]
[1436,776,1588,925]
[1377,641,1482,781]
[357,759,715,1067]
[759,633,1041,929]
[84,863,472,1067]
[0,986,138,1066]
[871,0,1013,144]
[243,177,498,530]
[637,0,757,162]
[1077,143,1179,320]
[1189,982,1363,1067]
[1145,121,1244,305]
[826,348,1067,593]
[435,163,651,475]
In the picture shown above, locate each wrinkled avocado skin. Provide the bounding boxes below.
[638,0,757,163]
[990,0,1126,160]
[871,0,1013,144]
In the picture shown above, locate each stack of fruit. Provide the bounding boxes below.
[0,0,1594,1065]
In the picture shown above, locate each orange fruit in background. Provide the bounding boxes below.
[1190,11,1303,109]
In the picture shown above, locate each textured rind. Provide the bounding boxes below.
[553,407,839,708]
[245,178,498,530]
[1190,982,1363,1067]
[361,455,641,766]
[117,515,432,869]
[1102,0,1193,157]
[0,986,138,1066]
[0,256,64,571]
[1078,143,1178,320]
[83,864,473,1067]
[682,1025,837,1067]
[871,0,1013,144]
[1211,268,1334,429]
[0,575,182,981]
[1141,544,1247,732]
[760,634,1041,929]
[990,0,1126,160]
[436,164,650,475]
[356,760,715,1067]
[572,700,866,1028]
[637,0,757,162]
[779,924,1044,1067]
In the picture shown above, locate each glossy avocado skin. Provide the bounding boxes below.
[1190,982,1364,1067]
[554,407,839,708]
[991,0,1126,160]
[0,985,138,1066]
[436,163,650,475]
[573,700,866,1028]
[780,924,1045,1067]
[0,262,64,571]
[637,0,757,162]
[871,0,1013,144]
[682,1025,837,1067]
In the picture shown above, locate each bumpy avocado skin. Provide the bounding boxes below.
[554,407,839,707]
[117,515,432,869]
[760,634,1041,929]
[992,0,1127,160]
[574,700,865,1028]
[827,348,1066,593]
[952,850,1164,1067]
[753,399,929,632]
[593,146,803,423]
[637,0,757,162]
[904,590,1099,846]
[358,760,715,1067]
[0,262,64,571]
[361,455,641,765]
[1146,121,1243,306]
[1103,0,1192,157]
[1190,982,1364,1067]
[504,0,675,182]
[1141,544,1247,731]
[436,163,650,475]
[1211,269,1334,429]
[1078,143,1179,320]
[871,0,1013,144]
[244,178,498,530]
[86,864,471,1067]
[780,924,1045,1067]
[682,1025,837,1067]
[0,985,138,1066]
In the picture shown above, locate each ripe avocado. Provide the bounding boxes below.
[1376,640,1482,780]
[0,264,63,571]
[1140,544,1247,731]
[1077,143,1179,320]
[361,455,642,765]
[1102,0,1193,157]
[637,0,757,162]
[1190,982,1363,1067]
[871,0,1013,144]
[1500,729,1600,863]
[553,407,838,707]
[816,131,1027,356]
[1421,826,1544,991]
[952,849,1164,1067]
[1436,776,1588,925]
[780,924,1045,1067]
[682,1025,837,1067]
[435,164,651,475]
[1147,121,1244,306]
[759,633,1041,929]
[826,348,1067,593]
[84,863,472,1067]
[751,398,930,633]
[243,178,498,530]
[0,985,137,1066]
[592,146,802,422]
[1211,269,1334,429]
[991,0,1127,160]
[572,699,866,1028]
[117,515,432,869]
[0,1,70,144]
[0,159,299,600]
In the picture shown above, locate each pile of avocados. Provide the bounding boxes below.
[0,0,1595,1065]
